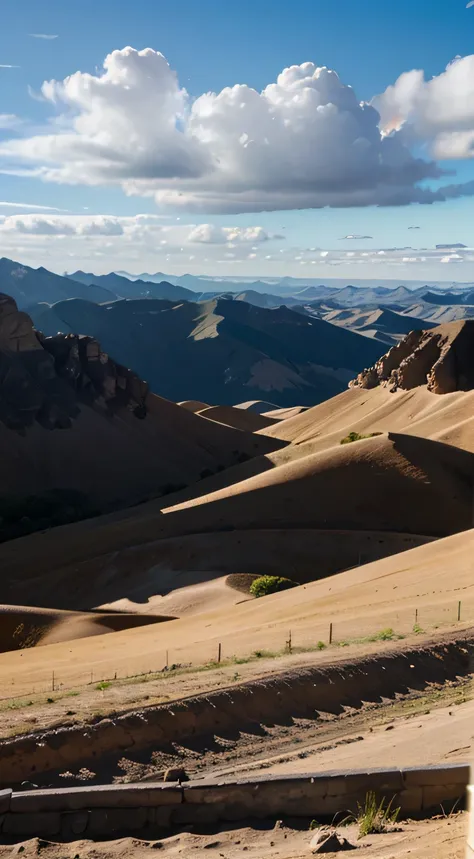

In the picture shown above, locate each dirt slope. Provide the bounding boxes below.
[162,432,473,539]
[0,605,173,653]
[197,405,277,431]
[0,528,471,696]
[260,385,474,453]
[0,430,471,611]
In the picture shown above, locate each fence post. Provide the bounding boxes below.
[286,630,292,654]
[218,642,222,663]
[415,608,418,626]
[329,622,333,644]
[52,671,55,692]
[166,650,169,669]
[458,600,462,622]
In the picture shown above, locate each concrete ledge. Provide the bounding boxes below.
[0,765,469,840]
[10,782,182,813]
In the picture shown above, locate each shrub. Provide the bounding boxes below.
[340,431,382,445]
[249,575,297,598]
[356,792,400,838]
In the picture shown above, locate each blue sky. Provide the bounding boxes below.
[1,0,474,279]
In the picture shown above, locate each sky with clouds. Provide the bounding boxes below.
[1,0,474,280]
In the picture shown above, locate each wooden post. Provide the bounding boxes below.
[52,671,55,692]
[287,630,292,654]
[329,622,333,644]
[218,642,222,663]
[415,608,418,625]
[90,671,93,684]
[165,650,169,669]
[458,600,462,622]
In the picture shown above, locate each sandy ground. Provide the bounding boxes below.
[0,817,467,858]
[0,527,471,700]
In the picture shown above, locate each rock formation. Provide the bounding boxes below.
[350,320,474,394]
[0,293,148,432]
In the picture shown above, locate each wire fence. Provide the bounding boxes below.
[1,596,473,704]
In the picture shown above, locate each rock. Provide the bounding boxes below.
[350,321,474,395]
[0,294,149,433]
[310,830,356,853]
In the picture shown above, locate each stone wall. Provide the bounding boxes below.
[0,764,469,841]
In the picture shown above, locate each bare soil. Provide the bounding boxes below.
[0,816,467,858]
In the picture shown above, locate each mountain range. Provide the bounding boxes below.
[28,295,383,407]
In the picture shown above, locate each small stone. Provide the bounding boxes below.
[310,830,356,853]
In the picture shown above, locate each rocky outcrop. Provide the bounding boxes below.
[350,321,474,394]
[0,293,148,432]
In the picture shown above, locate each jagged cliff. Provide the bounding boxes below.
[350,321,474,394]
[0,293,148,432]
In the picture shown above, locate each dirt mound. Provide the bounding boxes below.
[260,385,474,454]
[164,432,473,540]
[0,528,429,611]
[351,320,474,394]
[0,605,173,652]
[198,405,277,431]
[0,431,469,610]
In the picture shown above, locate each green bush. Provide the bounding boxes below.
[340,431,382,445]
[249,575,297,598]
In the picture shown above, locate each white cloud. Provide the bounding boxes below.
[340,234,373,240]
[0,47,447,213]
[374,55,474,159]
[0,114,22,129]
[0,214,125,236]
[29,34,58,40]
[0,201,67,211]
[1,212,473,277]
[0,65,20,69]
[187,224,269,243]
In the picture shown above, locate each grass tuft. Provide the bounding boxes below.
[356,791,400,838]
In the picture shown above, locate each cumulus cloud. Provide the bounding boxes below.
[2,212,474,276]
[374,55,474,159]
[187,224,269,243]
[0,47,448,213]
[0,214,124,236]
